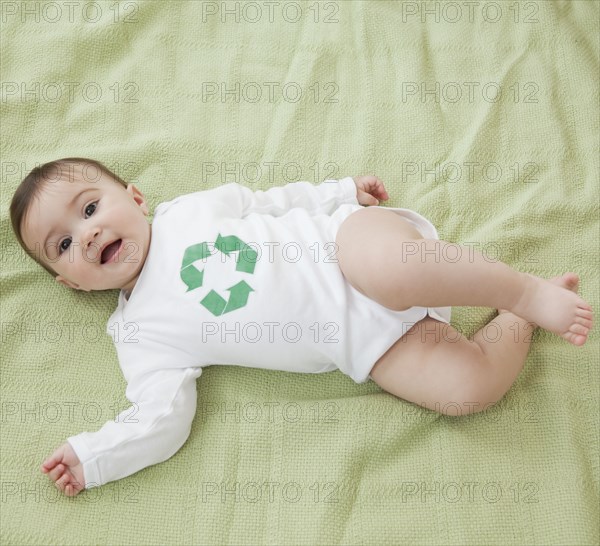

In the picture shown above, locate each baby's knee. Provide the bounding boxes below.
[436,361,506,417]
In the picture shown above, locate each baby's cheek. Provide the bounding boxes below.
[67,254,89,277]
[81,244,101,265]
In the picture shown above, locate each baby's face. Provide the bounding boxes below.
[21,170,151,294]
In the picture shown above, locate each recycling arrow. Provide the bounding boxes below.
[180,234,257,316]
[214,233,258,274]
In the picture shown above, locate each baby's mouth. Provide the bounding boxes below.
[101,239,122,264]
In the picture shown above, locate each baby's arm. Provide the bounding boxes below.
[204,174,385,219]
[40,367,202,494]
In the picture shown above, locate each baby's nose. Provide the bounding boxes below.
[83,226,101,251]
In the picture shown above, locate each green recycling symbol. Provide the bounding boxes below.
[180,233,257,316]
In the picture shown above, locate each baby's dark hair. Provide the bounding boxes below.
[9,157,129,278]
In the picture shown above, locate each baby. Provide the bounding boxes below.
[10,158,593,497]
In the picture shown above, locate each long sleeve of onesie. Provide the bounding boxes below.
[196,176,358,218]
[66,367,201,489]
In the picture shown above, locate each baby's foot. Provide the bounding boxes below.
[498,273,578,316]
[506,272,593,346]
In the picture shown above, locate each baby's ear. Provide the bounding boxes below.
[127,184,149,215]
[55,275,79,290]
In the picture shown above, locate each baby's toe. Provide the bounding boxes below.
[564,276,579,289]
[577,308,593,320]
[568,323,589,336]
[574,316,593,329]
[563,331,586,346]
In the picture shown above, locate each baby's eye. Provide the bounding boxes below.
[58,237,72,254]
[85,201,97,218]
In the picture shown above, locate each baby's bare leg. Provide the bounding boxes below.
[369,273,581,416]
[395,239,593,345]
[335,208,594,346]
[369,313,529,416]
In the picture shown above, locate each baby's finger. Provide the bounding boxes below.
[56,473,70,491]
[48,464,65,482]
[358,190,379,206]
[371,179,389,200]
[41,458,57,471]
[362,178,388,200]
[42,448,63,470]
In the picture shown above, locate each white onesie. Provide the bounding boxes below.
[67,177,451,489]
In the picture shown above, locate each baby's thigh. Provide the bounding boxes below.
[334,207,423,297]
[368,316,490,416]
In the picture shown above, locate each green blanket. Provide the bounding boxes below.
[1,1,598,544]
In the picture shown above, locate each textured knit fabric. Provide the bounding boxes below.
[1,1,598,545]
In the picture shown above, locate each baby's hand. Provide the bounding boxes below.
[352,175,389,206]
[41,442,85,497]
